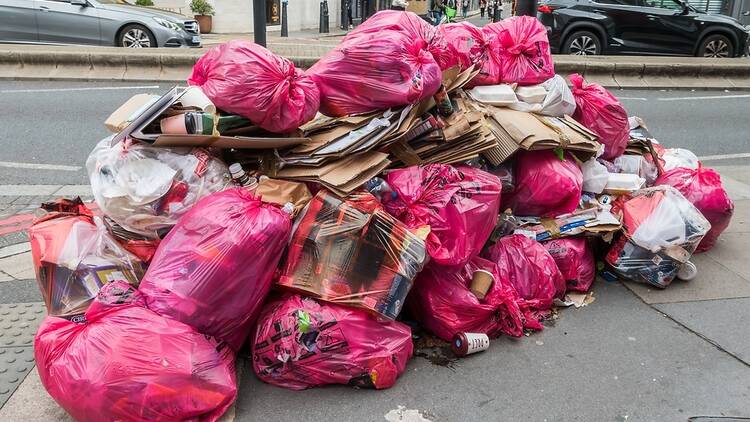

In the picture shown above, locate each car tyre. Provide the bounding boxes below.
[118,24,156,48]
[697,34,734,58]
[563,31,602,56]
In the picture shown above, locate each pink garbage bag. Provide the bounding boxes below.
[542,237,595,292]
[440,22,502,88]
[306,17,442,116]
[483,16,554,86]
[503,150,583,217]
[384,164,502,267]
[408,256,533,342]
[35,281,237,422]
[252,294,413,390]
[485,234,566,315]
[655,165,734,252]
[140,188,291,351]
[570,73,629,160]
[188,40,320,133]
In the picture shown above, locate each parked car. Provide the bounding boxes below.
[538,0,750,57]
[0,0,201,48]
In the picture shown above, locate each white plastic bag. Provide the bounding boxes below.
[508,75,576,116]
[662,148,700,171]
[581,158,609,194]
[613,154,658,186]
[86,137,230,238]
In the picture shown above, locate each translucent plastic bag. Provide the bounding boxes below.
[542,237,595,292]
[29,198,143,320]
[35,281,237,422]
[188,40,320,133]
[614,154,658,186]
[503,150,583,217]
[508,75,576,116]
[581,157,609,194]
[306,15,443,116]
[278,190,427,319]
[408,256,530,341]
[569,73,629,160]
[383,164,502,267]
[655,165,733,252]
[439,21,487,71]
[140,188,291,351]
[483,16,554,86]
[485,234,566,314]
[87,137,229,239]
[661,148,700,171]
[252,294,413,390]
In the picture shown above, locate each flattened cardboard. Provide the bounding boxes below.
[152,134,307,149]
[255,178,312,215]
[105,93,160,133]
[276,151,390,188]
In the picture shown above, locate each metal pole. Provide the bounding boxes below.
[281,0,288,37]
[253,0,267,46]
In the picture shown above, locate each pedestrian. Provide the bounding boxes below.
[487,0,495,21]
[430,0,444,25]
[390,0,408,10]
[480,0,486,18]
[445,0,457,22]
[461,0,469,18]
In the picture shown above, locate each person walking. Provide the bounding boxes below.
[480,0,486,18]
[461,0,469,18]
[430,0,444,25]
[487,0,495,21]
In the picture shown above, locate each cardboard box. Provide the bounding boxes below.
[104,94,160,133]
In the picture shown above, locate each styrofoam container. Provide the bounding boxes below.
[515,85,547,104]
[603,173,646,194]
[467,84,518,106]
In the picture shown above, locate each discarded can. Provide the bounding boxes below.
[433,85,454,117]
[451,332,490,357]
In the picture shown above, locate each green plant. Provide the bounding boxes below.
[135,0,154,6]
[190,0,215,15]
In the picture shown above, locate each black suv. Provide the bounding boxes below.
[538,0,750,57]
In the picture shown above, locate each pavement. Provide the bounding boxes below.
[1,78,750,420]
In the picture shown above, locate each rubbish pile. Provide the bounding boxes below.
[30,11,735,421]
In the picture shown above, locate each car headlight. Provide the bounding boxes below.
[153,17,182,32]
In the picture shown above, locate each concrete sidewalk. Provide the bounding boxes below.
[0,165,748,421]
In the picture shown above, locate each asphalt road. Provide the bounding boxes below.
[1,80,749,186]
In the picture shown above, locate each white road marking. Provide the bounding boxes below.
[0,85,160,94]
[0,161,81,171]
[657,94,750,102]
[0,185,91,196]
[616,97,648,101]
[698,152,750,161]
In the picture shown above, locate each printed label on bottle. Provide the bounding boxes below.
[462,332,490,355]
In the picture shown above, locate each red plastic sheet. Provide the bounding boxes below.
[483,16,554,86]
[28,198,143,319]
[503,150,583,217]
[485,234,566,315]
[384,164,501,267]
[542,237,595,292]
[306,13,443,117]
[35,281,237,422]
[140,188,291,351]
[655,165,734,252]
[408,256,526,341]
[570,73,629,160]
[188,40,320,133]
[252,294,413,390]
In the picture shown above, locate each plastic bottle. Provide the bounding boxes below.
[229,163,258,190]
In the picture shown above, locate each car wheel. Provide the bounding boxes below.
[697,34,734,58]
[563,31,602,56]
[118,24,156,48]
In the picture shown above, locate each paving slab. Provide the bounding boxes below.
[0,252,34,281]
[624,251,750,304]
[0,243,30,259]
[724,199,750,234]
[704,232,750,283]
[656,298,750,363]
[235,281,750,422]
[0,302,46,409]
[0,280,42,304]
[0,368,73,422]
[0,186,60,197]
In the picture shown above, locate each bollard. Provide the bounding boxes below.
[281,0,289,37]
[322,0,330,33]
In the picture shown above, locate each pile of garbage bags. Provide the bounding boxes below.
[30,10,735,421]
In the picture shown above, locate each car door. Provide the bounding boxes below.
[587,0,663,53]
[36,0,101,45]
[636,0,697,54]
[0,0,39,42]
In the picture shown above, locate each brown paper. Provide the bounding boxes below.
[255,178,312,215]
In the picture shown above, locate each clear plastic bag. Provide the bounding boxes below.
[581,157,609,194]
[35,281,237,422]
[508,75,576,117]
[661,148,700,171]
[140,188,291,351]
[86,137,229,238]
[614,154,658,186]
[277,190,428,319]
[252,294,413,390]
[29,198,143,320]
